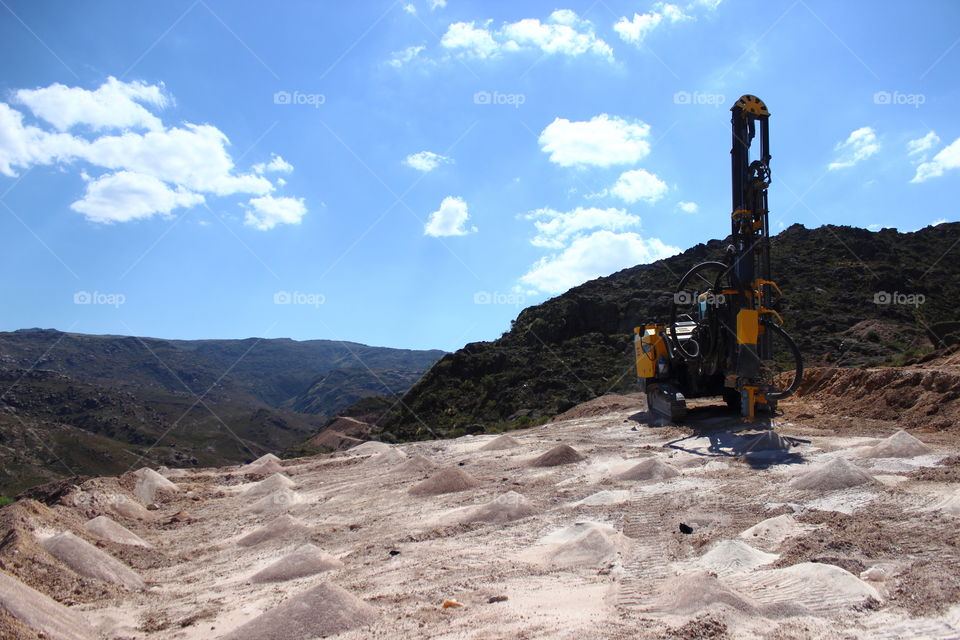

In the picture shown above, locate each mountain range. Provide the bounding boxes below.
[0,330,442,495]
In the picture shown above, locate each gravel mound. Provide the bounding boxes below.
[397,454,438,473]
[243,473,296,498]
[0,571,96,640]
[654,571,758,615]
[534,522,630,568]
[241,458,285,475]
[739,514,814,551]
[368,448,408,465]
[862,430,933,458]
[743,431,792,452]
[247,489,302,514]
[110,495,156,520]
[220,582,376,640]
[529,444,585,467]
[40,532,145,591]
[615,458,680,481]
[132,467,179,504]
[480,435,521,451]
[347,441,393,456]
[459,491,536,524]
[408,467,480,496]
[237,514,309,547]
[250,544,343,583]
[83,515,152,548]
[789,457,876,491]
[687,539,778,577]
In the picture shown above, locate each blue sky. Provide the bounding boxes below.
[0,0,957,352]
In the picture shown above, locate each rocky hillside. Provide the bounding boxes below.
[0,331,442,495]
[385,223,960,440]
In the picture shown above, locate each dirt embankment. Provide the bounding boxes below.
[788,350,960,431]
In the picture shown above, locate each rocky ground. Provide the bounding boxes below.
[2,359,960,639]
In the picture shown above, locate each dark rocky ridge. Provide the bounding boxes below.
[385,223,960,439]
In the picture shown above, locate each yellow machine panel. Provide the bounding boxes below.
[635,324,666,378]
[736,309,759,345]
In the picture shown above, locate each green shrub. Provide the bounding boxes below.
[0,496,14,507]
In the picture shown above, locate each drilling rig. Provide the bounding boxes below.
[634,95,803,422]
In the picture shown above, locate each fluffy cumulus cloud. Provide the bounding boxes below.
[403,150,453,172]
[539,114,652,168]
[14,77,168,132]
[677,200,698,213]
[828,127,880,170]
[520,230,678,294]
[424,196,476,236]
[912,137,960,183]
[244,195,307,231]
[614,2,696,45]
[253,154,294,174]
[440,10,613,61]
[525,207,641,248]
[70,171,204,223]
[0,77,303,228]
[610,169,668,203]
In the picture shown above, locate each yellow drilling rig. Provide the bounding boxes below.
[635,95,803,422]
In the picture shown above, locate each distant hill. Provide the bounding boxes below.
[0,331,443,494]
[384,223,960,440]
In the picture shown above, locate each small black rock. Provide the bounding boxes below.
[679,523,693,534]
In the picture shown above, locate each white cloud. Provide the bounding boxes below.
[424,195,475,236]
[70,171,204,223]
[614,11,662,43]
[828,126,880,170]
[610,169,668,203]
[907,131,940,161]
[441,21,500,59]
[388,44,426,67]
[253,154,294,174]
[539,114,651,168]
[429,0,446,8]
[403,150,452,172]
[614,2,691,45]
[441,11,613,61]
[525,207,641,248]
[912,137,960,183]
[933,218,948,226]
[244,195,307,230]
[0,103,87,176]
[15,77,168,132]
[677,200,698,213]
[403,3,416,13]
[82,124,273,196]
[0,78,301,228]
[520,230,678,294]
